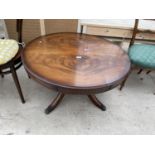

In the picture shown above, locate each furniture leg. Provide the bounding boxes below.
[25,70,31,79]
[0,69,4,78]
[119,69,132,91]
[137,68,143,74]
[45,92,65,114]
[119,77,128,90]
[146,70,151,74]
[88,94,106,111]
[28,74,31,79]
[120,73,129,90]
[1,74,4,78]
[10,65,25,103]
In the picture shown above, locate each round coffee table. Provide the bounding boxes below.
[22,32,130,114]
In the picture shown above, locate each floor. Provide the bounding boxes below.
[0,42,155,135]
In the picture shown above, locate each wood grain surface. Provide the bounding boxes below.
[22,33,130,93]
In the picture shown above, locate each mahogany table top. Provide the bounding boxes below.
[22,33,130,94]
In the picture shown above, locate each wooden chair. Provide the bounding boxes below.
[0,19,25,103]
[120,19,155,90]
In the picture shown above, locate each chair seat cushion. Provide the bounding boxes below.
[129,44,155,69]
[0,39,19,65]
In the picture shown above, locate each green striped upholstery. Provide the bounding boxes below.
[0,39,19,65]
[129,44,155,69]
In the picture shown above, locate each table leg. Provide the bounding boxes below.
[45,92,65,114]
[88,94,106,111]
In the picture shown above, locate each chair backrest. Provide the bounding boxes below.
[129,19,155,47]
[16,19,23,43]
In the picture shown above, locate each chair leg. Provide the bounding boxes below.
[0,69,4,78]
[10,65,25,103]
[119,77,128,91]
[119,70,132,91]
[27,73,31,79]
[26,70,31,79]
[28,74,31,79]
[1,74,4,78]
[137,69,143,74]
[146,70,151,74]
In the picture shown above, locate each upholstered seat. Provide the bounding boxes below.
[129,44,155,69]
[0,20,25,103]
[0,39,19,65]
[120,19,155,91]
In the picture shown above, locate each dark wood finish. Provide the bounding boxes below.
[0,19,25,103]
[0,69,4,78]
[22,33,130,93]
[16,19,23,43]
[137,68,143,74]
[120,73,130,90]
[119,67,133,91]
[88,94,106,111]
[80,25,84,34]
[146,70,151,74]
[129,19,139,47]
[45,92,65,114]
[22,32,130,113]
[10,65,25,103]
